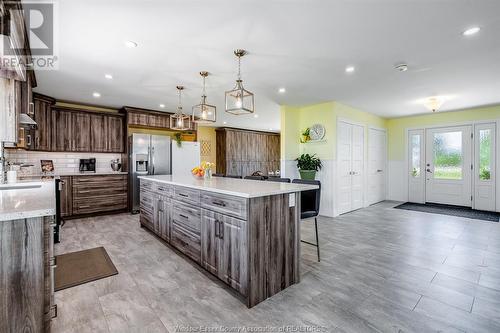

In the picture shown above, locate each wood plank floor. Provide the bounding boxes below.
[52,201,500,333]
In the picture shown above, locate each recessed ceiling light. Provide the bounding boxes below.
[269,128,273,131]
[92,92,101,98]
[125,40,138,48]
[223,121,227,125]
[278,88,286,93]
[254,114,259,118]
[104,74,113,79]
[462,26,481,36]
[159,104,165,108]
[345,66,355,73]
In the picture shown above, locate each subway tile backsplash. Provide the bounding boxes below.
[5,150,123,175]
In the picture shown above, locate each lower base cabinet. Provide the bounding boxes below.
[0,215,56,332]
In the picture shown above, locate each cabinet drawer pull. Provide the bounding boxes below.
[212,200,227,207]
[179,214,188,219]
[78,205,90,209]
[78,190,91,193]
[219,221,224,239]
[215,220,220,238]
[178,193,189,198]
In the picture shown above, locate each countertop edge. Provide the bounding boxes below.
[0,208,56,222]
[139,176,318,198]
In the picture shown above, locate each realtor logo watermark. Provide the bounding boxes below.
[1,1,59,70]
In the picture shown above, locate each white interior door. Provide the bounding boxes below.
[368,128,387,205]
[425,126,472,207]
[408,129,425,203]
[474,123,496,211]
[337,121,364,214]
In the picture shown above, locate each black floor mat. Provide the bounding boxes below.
[394,202,500,222]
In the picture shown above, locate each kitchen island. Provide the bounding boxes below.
[0,178,57,332]
[138,175,318,307]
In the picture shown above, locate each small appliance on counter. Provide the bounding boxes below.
[79,158,96,172]
[111,159,122,172]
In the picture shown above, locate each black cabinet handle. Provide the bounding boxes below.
[179,193,188,197]
[219,221,224,239]
[212,200,226,207]
[215,220,219,238]
[179,214,188,219]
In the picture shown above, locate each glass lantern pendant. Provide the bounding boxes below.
[170,85,191,130]
[225,49,255,115]
[192,71,216,123]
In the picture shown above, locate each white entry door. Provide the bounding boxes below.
[474,123,496,211]
[425,126,472,207]
[337,121,364,215]
[368,128,387,205]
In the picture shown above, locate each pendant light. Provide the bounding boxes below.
[170,85,191,130]
[225,49,255,115]
[192,71,216,123]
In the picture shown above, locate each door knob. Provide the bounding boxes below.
[426,168,432,173]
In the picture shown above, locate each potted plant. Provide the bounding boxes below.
[295,153,322,180]
[173,132,182,147]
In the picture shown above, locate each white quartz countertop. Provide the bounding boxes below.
[0,180,56,221]
[32,171,128,177]
[139,175,319,198]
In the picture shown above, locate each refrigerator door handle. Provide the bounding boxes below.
[151,146,155,175]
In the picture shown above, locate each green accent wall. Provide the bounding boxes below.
[281,101,387,161]
[387,105,500,160]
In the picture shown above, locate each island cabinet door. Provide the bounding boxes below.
[218,215,248,296]
[157,197,170,241]
[201,209,219,275]
[140,191,155,230]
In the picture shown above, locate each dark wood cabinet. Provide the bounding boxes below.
[60,176,73,218]
[216,128,280,177]
[90,114,107,152]
[51,109,73,151]
[123,107,178,130]
[32,94,55,151]
[52,108,125,153]
[128,111,149,127]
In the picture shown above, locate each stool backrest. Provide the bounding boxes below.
[244,175,265,181]
[292,179,321,216]
[266,177,291,183]
[225,175,242,179]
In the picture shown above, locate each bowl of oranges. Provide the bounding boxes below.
[191,161,215,179]
[191,166,205,179]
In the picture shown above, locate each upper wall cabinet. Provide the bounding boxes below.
[51,107,125,153]
[30,93,55,151]
[0,78,17,142]
[123,106,195,131]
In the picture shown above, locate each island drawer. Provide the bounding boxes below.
[172,201,201,233]
[73,175,127,185]
[140,179,154,191]
[174,186,200,205]
[171,222,201,264]
[201,192,248,220]
[154,183,173,197]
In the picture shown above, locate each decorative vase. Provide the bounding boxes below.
[204,169,212,179]
[299,170,316,180]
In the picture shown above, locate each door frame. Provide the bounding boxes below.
[368,126,388,205]
[336,118,367,216]
[404,119,500,211]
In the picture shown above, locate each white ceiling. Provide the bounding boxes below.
[32,0,500,131]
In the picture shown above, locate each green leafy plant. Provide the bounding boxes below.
[300,128,311,143]
[173,132,182,147]
[295,153,322,171]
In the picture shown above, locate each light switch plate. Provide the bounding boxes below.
[289,193,296,207]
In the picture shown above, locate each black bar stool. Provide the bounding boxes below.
[225,175,242,179]
[244,176,265,180]
[292,179,321,261]
[266,177,291,183]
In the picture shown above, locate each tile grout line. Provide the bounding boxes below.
[469,296,475,314]
[430,272,438,283]
[412,295,423,311]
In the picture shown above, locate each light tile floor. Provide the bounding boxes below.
[52,201,500,332]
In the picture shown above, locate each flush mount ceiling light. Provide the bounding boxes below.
[104,74,113,79]
[225,49,255,115]
[278,87,286,93]
[345,66,355,73]
[417,95,455,112]
[395,63,408,72]
[92,92,101,98]
[462,26,481,36]
[170,86,191,130]
[192,71,216,124]
[125,40,138,48]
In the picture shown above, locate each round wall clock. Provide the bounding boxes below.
[309,124,325,141]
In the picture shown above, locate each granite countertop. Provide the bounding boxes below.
[0,180,56,221]
[139,175,318,198]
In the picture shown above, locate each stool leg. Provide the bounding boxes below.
[314,217,320,262]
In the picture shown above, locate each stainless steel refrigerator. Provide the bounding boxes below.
[129,133,171,213]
